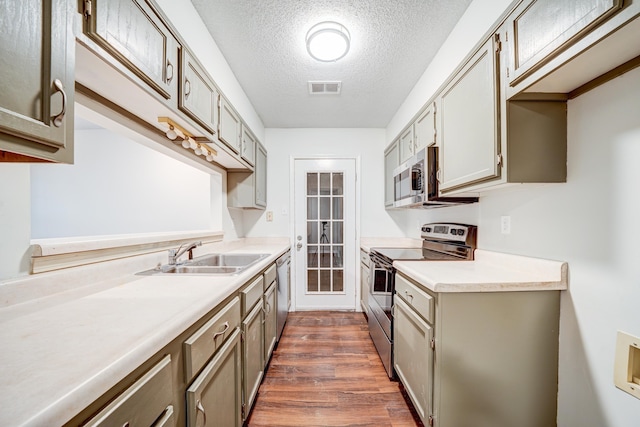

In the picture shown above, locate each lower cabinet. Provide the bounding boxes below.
[394,273,561,427]
[242,301,265,421]
[69,261,280,427]
[186,328,242,427]
[393,297,433,425]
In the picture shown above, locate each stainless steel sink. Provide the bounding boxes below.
[187,253,269,268]
[163,265,242,274]
[137,253,269,276]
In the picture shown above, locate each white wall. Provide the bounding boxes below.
[478,69,640,427]
[244,128,396,238]
[0,164,31,279]
[30,128,214,238]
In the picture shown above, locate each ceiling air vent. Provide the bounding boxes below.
[308,81,341,95]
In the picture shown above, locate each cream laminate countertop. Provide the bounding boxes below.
[394,249,568,293]
[0,241,290,427]
[360,237,422,253]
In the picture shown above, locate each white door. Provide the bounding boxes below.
[293,158,356,310]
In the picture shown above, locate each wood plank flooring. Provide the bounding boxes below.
[246,311,423,427]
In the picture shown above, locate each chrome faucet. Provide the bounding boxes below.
[168,241,202,265]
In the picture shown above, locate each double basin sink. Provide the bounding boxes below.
[139,253,269,276]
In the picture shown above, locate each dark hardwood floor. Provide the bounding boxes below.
[246,311,422,427]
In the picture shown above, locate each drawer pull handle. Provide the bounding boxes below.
[212,321,229,342]
[196,399,207,426]
[52,79,67,127]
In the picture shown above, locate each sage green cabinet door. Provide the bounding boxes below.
[393,296,433,426]
[84,0,179,100]
[242,301,264,420]
[438,36,500,192]
[414,103,435,153]
[186,328,242,427]
[0,0,73,162]
[255,142,268,207]
[219,96,242,153]
[179,49,218,133]
[507,0,623,86]
[384,141,399,207]
[241,125,256,166]
[264,282,277,364]
[399,126,415,163]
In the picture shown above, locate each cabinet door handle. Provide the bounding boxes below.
[52,79,67,127]
[436,168,442,183]
[196,400,207,426]
[166,60,174,84]
[391,303,396,318]
[184,78,191,98]
[212,321,229,342]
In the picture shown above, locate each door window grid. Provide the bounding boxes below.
[306,172,344,293]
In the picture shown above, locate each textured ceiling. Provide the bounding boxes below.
[190,0,473,128]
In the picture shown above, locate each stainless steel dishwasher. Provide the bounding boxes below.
[275,250,291,341]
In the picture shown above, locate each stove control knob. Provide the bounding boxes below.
[457,228,465,235]
[423,227,431,233]
[450,229,457,235]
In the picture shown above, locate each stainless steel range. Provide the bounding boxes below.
[367,223,477,378]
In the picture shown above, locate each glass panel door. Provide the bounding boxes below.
[306,172,344,294]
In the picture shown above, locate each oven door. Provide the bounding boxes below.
[368,253,395,378]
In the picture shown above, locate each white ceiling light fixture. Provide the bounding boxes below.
[306,21,351,62]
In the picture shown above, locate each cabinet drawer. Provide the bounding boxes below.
[83,355,173,427]
[395,274,434,323]
[264,263,276,289]
[184,296,241,381]
[242,275,264,316]
[360,250,370,266]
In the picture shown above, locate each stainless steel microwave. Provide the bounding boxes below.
[392,146,478,208]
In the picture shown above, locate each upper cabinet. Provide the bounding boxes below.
[413,103,435,153]
[0,0,74,163]
[504,0,640,97]
[437,36,501,192]
[218,96,242,154]
[398,126,415,163]
[255,142,267,207]
[384,140,399,207]
[84,0,179,101]
[179,48,219,134]
[241,125,257,166]
[507,0,623,87]
[227,141,267,210]
[76,0,257,171]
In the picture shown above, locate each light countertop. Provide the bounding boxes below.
[394,249,568,293]
[0,241,289,427]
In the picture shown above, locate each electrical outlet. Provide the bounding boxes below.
[266,211,273,222]
[500,216,511,234]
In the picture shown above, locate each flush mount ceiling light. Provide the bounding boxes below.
[306,21,351,62]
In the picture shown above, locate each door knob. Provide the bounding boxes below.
[296,242,303,251]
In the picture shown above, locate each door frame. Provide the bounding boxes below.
[289,155,361,312]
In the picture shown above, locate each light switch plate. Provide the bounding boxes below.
[266,211,273,222]
[614,331,640,400]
